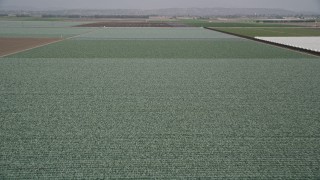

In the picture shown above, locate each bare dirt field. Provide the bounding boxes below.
[0,37,61,57]
[75,21,188,27]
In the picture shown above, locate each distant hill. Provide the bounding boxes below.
[0,7,318,16]
[43,8,299,16]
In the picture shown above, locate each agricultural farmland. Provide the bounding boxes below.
[0,20,93,28]
[256,37,320,53]
[75,20,187,27]
[8,28,311,58]
[1,21,320,179]
[73,27,233,39]
[0,37,61,56]
[0,27,93,38]
[211,27,320,37]
[180,19,299,27]
[210,27,320,55]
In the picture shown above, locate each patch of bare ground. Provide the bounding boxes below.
[0,37,62,57]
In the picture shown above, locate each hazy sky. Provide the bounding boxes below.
[1,0,320,12]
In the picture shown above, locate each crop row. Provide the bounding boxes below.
[1,57,320,178]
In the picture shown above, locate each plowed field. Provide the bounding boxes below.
[0,37,61,56]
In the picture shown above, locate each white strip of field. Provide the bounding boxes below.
[255,37,320,52]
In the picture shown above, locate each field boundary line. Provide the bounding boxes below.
[65,28,99,40]
[209,27,320,29]
[0,28,98,58]
[205,27,320,58]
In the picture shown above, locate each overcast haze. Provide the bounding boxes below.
[1,0,320,12]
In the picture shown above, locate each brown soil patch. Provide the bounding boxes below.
[75,21,188,27]
[0,37,62,57]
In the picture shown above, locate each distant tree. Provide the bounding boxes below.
[16,14,31,17]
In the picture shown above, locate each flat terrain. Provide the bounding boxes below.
[9,39,310,59]
[0,20,91,28]
[256,37,320,52]
[0,37,61,56]
[73,27,233,40]
[9,28,310,59]
[211,27,320,37]
[180,19,298,27]
[76,21,187,27]
[1,22,320,179]
[0,27,93,38]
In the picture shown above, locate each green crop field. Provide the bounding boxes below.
[8,27,311,59]
[74,27,235,40]
[1,24,320,179]
[212,27,320,37]
[9,39,310,59]
[180,19,298,27]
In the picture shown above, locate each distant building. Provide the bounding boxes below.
[256,18,315,23]
[149,16,171,20]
